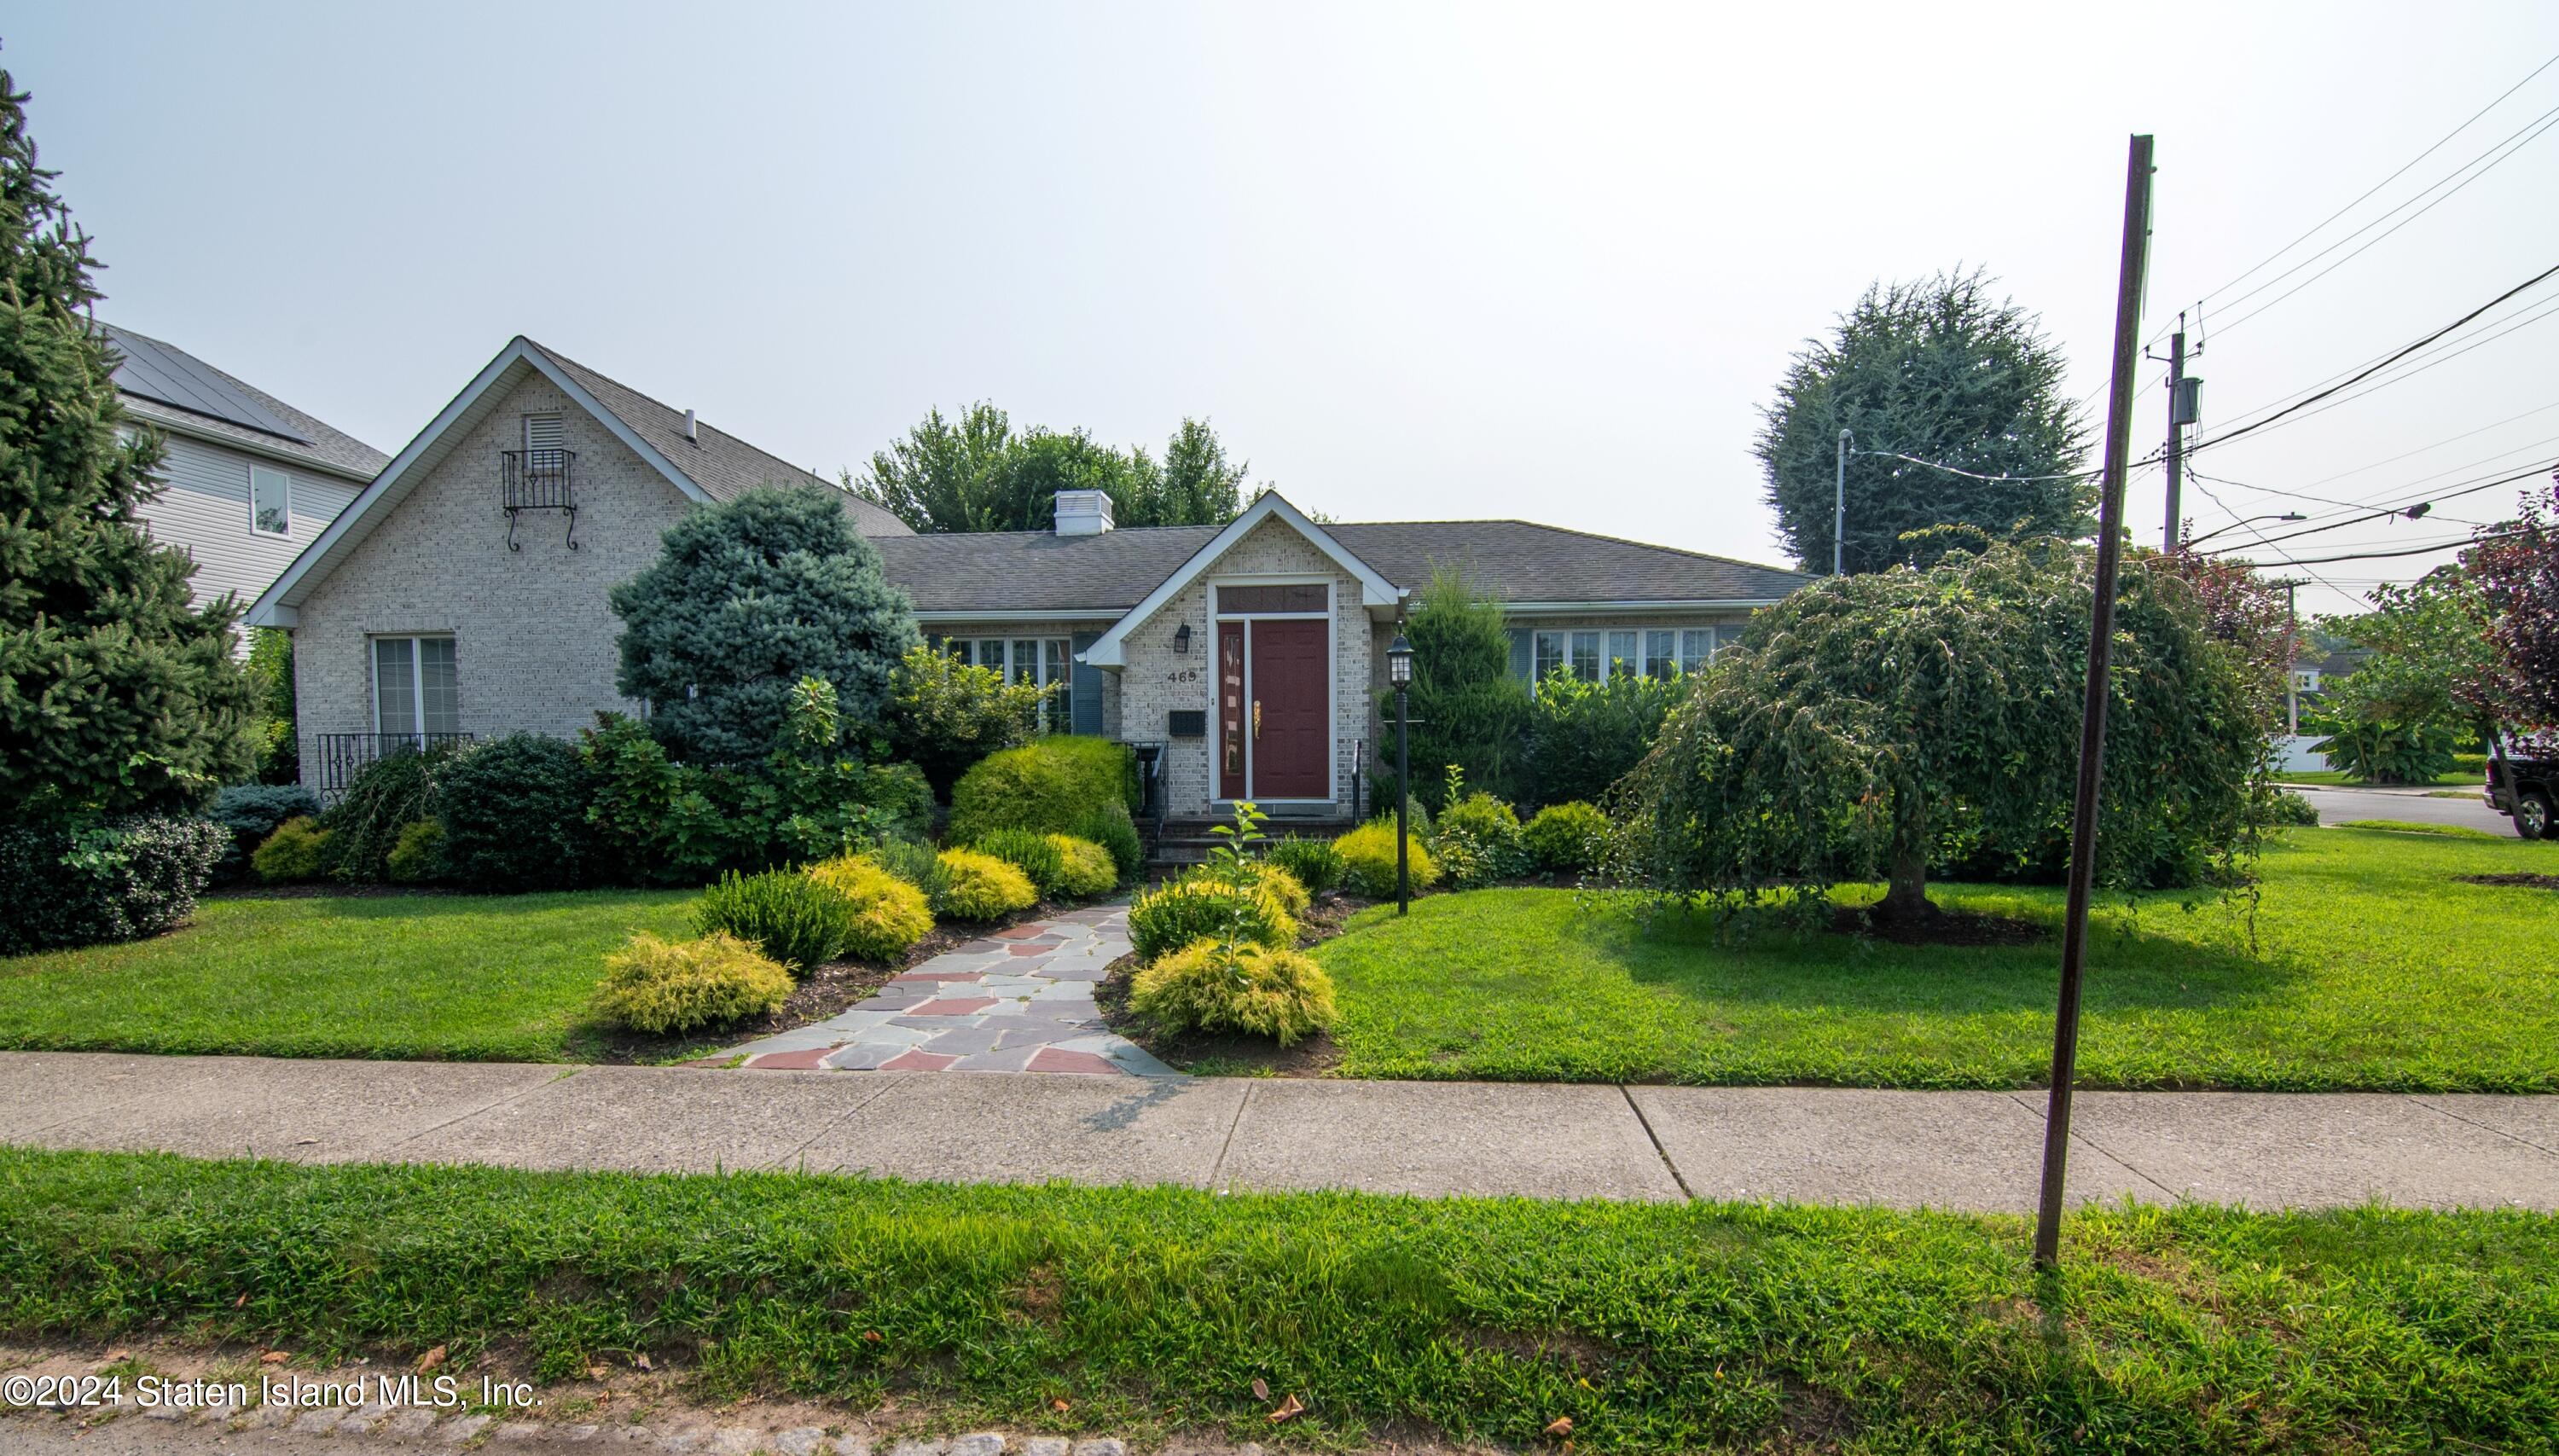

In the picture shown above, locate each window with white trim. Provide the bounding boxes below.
[250,465,290,536]
[1533,630,1566,682]
[953,637,1074,727]
[373,636,460,737]
[1526,624,1745,690]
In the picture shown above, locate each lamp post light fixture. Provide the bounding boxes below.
[1386,631,1414,915]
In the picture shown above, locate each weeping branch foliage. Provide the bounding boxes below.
[1605,536,2266,919]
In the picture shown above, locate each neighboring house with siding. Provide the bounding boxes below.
[107,326,388,624]
[247,336,1812,818]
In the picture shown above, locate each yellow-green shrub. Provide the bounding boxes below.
[1128,875,1295,963]
[1334,819,1439,899]
[592,931,792,1034]
[386,819,447,884]
[1129,939,1338,1044]
[1523,800,1610,874]
[1248,860,1309,916]
[935,848,1037,921]
[1044,833,1119,897]
[809,855,936,962]
[252,815,334,884]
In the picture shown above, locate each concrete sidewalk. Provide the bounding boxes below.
[3,1051,2553,1211]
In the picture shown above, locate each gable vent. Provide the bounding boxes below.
[524,413,566,452]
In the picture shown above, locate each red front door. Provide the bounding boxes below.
[1247,618,1328,799]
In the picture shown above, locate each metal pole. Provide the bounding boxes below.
[2284,583,2300,738]
[1834,427,1851,575]
[1394,682,1411,914]
[2163,325,2186,550]
[2034,132,2154,1271]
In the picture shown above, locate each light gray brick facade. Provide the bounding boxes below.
[292,374,693,779]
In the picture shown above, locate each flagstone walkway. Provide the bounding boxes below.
[716,905,1177,1078]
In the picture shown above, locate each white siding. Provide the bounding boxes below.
[133,431,363,612]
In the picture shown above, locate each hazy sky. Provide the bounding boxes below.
[11,2,2557,617]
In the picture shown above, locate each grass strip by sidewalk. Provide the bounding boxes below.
[2,1149,2552,1453]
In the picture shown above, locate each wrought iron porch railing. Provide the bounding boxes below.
[310,732,474,803]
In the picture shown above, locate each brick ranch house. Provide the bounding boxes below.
[247,337,1813,822]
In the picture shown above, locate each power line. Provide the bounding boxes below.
[2203,102,2559,337]
[2279,397,2559,493]
[2206,289,2559,431]
[1853,449,2103,483]
[2140,51,2559,351]
[2199,460,2556,553]
[2188,261,2559,453]
[2258,530,2524,567]
[2188,440,2559,526]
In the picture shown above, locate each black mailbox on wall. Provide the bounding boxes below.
[1168,710,1207,739]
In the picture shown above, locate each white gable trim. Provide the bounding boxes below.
[1079,492,1400,668]
[246,337,711,628]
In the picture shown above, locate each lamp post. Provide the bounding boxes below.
[1386,631,1413,915]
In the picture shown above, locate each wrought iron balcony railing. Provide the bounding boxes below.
[499,448,578,550]
[309,732,474,802]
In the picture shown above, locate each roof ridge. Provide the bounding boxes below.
[1334,518,1813,578]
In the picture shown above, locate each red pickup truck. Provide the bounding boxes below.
[2486,751,2556,840]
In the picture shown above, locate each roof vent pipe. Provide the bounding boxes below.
[682,409,697,444]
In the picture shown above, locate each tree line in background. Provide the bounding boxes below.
[850,403,1259,533]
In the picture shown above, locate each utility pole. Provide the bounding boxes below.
[2162,322,2186,550]
[2034,132,2153,1272]
[1834,427,1851,575]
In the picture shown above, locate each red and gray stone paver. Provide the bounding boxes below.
[718,905,1176,1078]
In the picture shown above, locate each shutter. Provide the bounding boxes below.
[1070,631,1104,735]
[1508,628,1533,680]
[524,414,566,451]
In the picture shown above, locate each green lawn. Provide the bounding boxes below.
[3,1147,2550,1454]
[0,890,697,1062]
[1315,828,2559,1090]
[2279,768,2481,786]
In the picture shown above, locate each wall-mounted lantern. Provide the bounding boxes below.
[1174,624,1192,655]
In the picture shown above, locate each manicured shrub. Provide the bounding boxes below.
[1522,800,1610,874]
[253,816,335,885]
[934,848,1038,921]
[1434,781,1526,887]
[2265,788,2322,828]
[208,783,319,882]
[868,838,952,905]
[0,815,227,955]
[322,744,458,882]
[1334,819,1440,900]
[1075,802,1145,881]
[592,931,792,1035]
[1128,875,1296,964]
[1045,834,1119,897]
[437,734,593,890]
[858,761,936,843]
[1129,940,1338,1045]
[386,820,449,884]
[970,827,1068,896]
[1525,668,1683,809]
[609,484,920,765]
[693,868,856,977]
[1267,834,1344,896]
[809,855,936,962]
[884,644,1050,796]
[1248,860,1310,916]
[948,736,1134,843]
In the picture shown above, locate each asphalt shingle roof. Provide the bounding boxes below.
[526,340,913,537]
[868,517,1812,614]
[105,324,391,481]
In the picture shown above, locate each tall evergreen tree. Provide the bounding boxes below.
[1756,268,2091,574]
[610,484,920,764]
[0,68,252,818]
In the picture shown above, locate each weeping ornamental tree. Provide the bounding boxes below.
[1757,269,2090,575]
[0,68,252,818]
[1607,537,2264,923]
[610,484,920,764]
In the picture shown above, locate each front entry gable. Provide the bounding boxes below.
[1078,491,1399,669]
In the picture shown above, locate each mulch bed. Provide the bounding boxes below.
[1094,887,1372,1077]
[2457,873,2559,892]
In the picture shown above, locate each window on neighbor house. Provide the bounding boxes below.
[250,466,290,536]
[373,636,459,738]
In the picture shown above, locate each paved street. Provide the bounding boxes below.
[2283,780,2518,836]
[3,1051,2552,1212]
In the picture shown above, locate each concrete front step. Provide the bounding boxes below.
[1145,818,1358,868]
